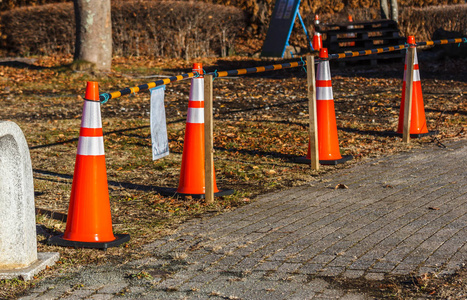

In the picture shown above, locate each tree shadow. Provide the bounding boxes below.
[425,107,467,116]
[216,98,308,120]
[0,58,48,70]
[337,126,399,137]
[29,125,151,150]
[29,117,186,150]
[0,57,78,72]
[32,168,188,203]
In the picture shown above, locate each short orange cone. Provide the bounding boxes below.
[48,81,129,249]
[312,14,322,51]
[312,31,322,51]
[174,63,233,199]
[346,15,356,47]
[396,36,433,137]
[296,48,352,165]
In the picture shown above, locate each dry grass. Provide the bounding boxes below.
[0,53,465,298]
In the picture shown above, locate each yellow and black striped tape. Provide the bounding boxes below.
[99,38,466,102]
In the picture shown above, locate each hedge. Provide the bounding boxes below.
[0,1,247,57]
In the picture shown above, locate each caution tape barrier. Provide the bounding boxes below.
[99,38,466,103]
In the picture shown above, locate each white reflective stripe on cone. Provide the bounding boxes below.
[77,136,105,156]
[403,69,420,82]
[189,78,204,101]
[414,51,419,65]
[413,50,421,82]
[316,61,332,81]
[413,69,420,82]
[81,101,102,129]
[403,52,421,82]
[187,107,204,124]
[316,86,334,101]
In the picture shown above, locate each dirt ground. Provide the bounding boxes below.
[0,47,466,298]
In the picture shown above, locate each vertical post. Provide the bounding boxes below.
[390,0,399,23]
[307,55,319,170]
[380,0,390,19]
[204,74,215,204]
[403,47,416,143]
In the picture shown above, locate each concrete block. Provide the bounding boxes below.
[0,252,59,280]
[0,121,59,280]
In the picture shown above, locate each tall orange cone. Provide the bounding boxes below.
[174,63,233,199]
[396,36,433,137]
[48,81,129,249]
[296,49,352,165]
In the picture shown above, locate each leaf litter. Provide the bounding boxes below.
[0,53,465,298]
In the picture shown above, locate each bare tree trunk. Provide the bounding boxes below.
[380,0,390,19]
[390,0,399,23]
[73,0,112,72]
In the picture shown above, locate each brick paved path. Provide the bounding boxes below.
[21,139,467,299]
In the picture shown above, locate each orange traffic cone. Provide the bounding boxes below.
[296,48,352,165]
[48,81,129,249]
[347,15,356,47]
[396,36,433,137]
[174,63,233,199]
[312,14,322,51]
[312,31,322,51]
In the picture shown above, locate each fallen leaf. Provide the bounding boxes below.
[335,184,348,189]
[428,207,440,210]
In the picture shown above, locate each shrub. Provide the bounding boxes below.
[0,3,74,55]
[0,1,465,57]
[111,1,246,58]
[398,4,467,41]
[0,0,247,57]
[0,0,68,12]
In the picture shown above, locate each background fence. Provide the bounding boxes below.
[0,1,466,57]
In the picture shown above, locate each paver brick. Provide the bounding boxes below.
[342,270,365,279]
[97,283,129,294]
[298,263,324,274]
[60,288,94,300]
[88,294,114,300]
[253,260,283,272]
[17,294,41,300]
[15,140,467,299]
[318,266,346,277]
[34,286,71,299]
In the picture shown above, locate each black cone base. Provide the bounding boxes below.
[47,234,130,250]
[159,187,234,199]
[394,130,438,139]
[320,155,353,165]
[294,155,353,166]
